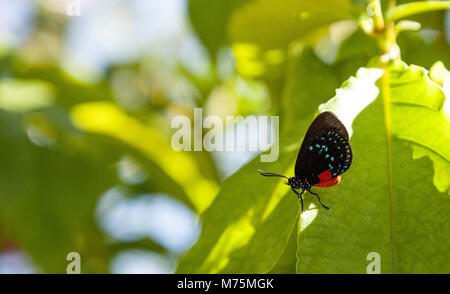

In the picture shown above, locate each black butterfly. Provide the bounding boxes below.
[258,111,352,211]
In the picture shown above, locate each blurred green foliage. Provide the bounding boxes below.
[0,0,449,273]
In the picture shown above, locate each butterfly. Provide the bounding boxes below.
[258,111,352,211]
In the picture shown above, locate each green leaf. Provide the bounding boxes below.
[282,48,339,130]
[297,61,449,274]
[228,0,359,50]
[386,1,450,23]
[398,30,450,69]
[282,35,379,132]
[189,0,249,57]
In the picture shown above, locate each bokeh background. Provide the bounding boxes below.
[0,0,448,273]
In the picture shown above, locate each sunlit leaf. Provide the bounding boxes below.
[297,61,449,274]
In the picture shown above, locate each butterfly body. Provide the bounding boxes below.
[258,111,352,211]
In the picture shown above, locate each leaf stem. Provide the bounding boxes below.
[367,0,401,63]
[386,1,450,22]
[369,0,385,32]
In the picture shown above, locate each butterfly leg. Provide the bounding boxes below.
[308,190,329,209]
[291,187,305,212]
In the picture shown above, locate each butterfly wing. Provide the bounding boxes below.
[294,111,352,186]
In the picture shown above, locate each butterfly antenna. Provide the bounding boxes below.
[257,169,289,179]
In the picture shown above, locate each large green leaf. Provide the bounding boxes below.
[297,61,449,274]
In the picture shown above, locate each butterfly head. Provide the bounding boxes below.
[287,177,311,191]
[258,169,328,211]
